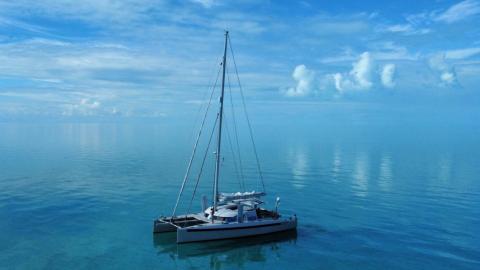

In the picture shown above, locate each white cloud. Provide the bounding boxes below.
[285,65,315,97]
[384,23,431,35]
[351,52,373,89]
[1,0,478,115]
[429,53,457,85]
[440,72,455,84]
[380,11,431,36]
[434,0,480,23]
[319,47,356,64]
[322,43,417,64]
[445,47,480,59]
[62,98,103,116]
[80,98,101,109]
[191,0,215,8]
[333,73,343,91]
[386,1,479,38]
[0,0,156,26]
[371,42,419,61]
[386,24,413,33]
[0,38,167,84]
[327,52,398,92]
[334,52,373,92]
[0,15,52,35]
[381,64,396,88]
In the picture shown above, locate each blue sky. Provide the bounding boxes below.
[0,0,479,119]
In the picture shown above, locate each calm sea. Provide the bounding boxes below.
[1,104,479,269]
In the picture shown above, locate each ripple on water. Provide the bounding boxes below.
[1,123,480,270]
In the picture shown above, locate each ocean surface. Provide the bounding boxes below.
[1,104,479,269]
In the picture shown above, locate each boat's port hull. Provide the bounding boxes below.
[153,215,209,233]
[176,217,297,243]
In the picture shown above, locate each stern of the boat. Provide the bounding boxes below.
[153,218,177,233]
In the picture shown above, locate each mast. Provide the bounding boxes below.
[212,31,228,219]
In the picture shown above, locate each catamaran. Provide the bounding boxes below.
[153,31,297,243]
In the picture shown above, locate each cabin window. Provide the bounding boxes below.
[226,205,238,210]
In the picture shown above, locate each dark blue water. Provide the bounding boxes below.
[1,105,479,269]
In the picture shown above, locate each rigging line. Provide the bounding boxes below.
[186,113,219,218]
[171,61,222,219]
[224,114,244,191]
[226,62,246,192]
[227,35,266,193]
[188,60,222,144]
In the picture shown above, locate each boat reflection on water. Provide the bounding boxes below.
[153,230,297,268]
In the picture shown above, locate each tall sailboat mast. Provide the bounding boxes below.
[212,31,229,218]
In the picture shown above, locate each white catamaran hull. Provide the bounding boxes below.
[177,217,297,243]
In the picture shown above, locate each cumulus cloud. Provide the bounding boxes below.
[351,52,373,88]
[333,52,374,92]
[285,52,397,97]
[62,98,102,116]
[333,73,343,91]
[285,65,316,97]
[333,52,396,92]
[440,72,455,84]
[381,64,396,88]
[429,54,457,85]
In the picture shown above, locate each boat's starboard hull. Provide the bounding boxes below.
[176,217,297,243]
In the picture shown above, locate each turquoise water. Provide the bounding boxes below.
[1,105,479,269]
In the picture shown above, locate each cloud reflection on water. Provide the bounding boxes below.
[288,146,308,190]
[379,154,393,192]
[352,151,369,197]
